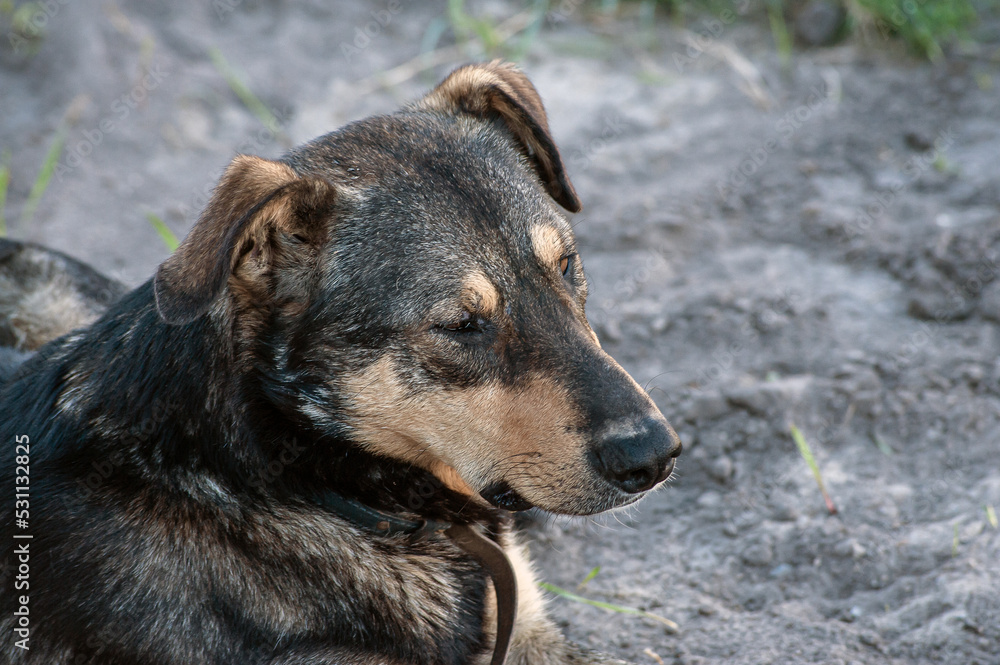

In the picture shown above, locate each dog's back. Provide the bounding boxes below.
[0,238,127,352]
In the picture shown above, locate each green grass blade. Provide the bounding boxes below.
[20,126,66,227]
[986,505,998,530]
[577,566,601,590]
[765,0,793,68]
[538,582,678,633]
[0,149,11,237]
[146,212,179,252]
[789,423,837,514]
[509,0,547,60]
[872,432,894,456]
[209,47,280,133]
[447,0,472,43]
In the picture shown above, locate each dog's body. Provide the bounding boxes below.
[1,63,680,665]
[0,238,128,354]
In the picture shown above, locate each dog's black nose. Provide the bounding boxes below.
[589,417,682,494]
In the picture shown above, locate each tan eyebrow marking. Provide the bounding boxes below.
[529,224,565,272]
[461,270,500,315]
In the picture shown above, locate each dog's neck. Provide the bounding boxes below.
[312,488,517,665]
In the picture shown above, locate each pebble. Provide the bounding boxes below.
[833,537,867,559]
[904,130,934,152]
[741,536,774,567]
[978,281,1000,322]
[769,563,793,579]
[687,392,729,421]
[708,455,734,482]
[696,490,722,509]
[770,496,800,522]
[794,0,846,46]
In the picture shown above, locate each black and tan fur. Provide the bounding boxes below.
[0,62,681,665]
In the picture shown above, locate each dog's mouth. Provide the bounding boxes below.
[478,458,676,515]
[480,482,534,512]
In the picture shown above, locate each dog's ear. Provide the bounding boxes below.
[418,60,582,213]
[154,155,336,325]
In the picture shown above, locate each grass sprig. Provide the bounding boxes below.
[0,149,11,237]
[146,212,179,252]
[538,581,679,633]
[209,47,281,133]
[20,126,66,227]
[789,423,837,515]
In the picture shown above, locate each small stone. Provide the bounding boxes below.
[978,281,1000,322]
[904,131,934,151]
[833,538,866,558]
[794,0,846,46]
[741,535,774,566]
[769,563,793,578]
[696,490,722,509]
[907,293,974,322]
[687,392,729,421]
[770,496,799,522]
[708,456,734,482]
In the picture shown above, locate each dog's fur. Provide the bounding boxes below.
[0,238,128,353]
[1,62,681,665]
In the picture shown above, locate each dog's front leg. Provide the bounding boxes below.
[498,538,634,665]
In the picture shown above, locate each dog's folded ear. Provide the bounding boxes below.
[154,155,336,325]
[418,60,582,213]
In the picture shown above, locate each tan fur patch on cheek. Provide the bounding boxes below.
[529,224,564,272]
[340,358,590,499]
[462,270,500,315]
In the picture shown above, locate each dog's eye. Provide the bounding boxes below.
[559,254,574,276]
[439,310,484,333]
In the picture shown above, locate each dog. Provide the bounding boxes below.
[1,61,681,665]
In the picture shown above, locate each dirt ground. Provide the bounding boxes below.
[2,1,999,663]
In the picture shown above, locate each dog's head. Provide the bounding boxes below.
[154,62,680,515]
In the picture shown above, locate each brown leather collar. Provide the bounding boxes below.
[315,492,518,665]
